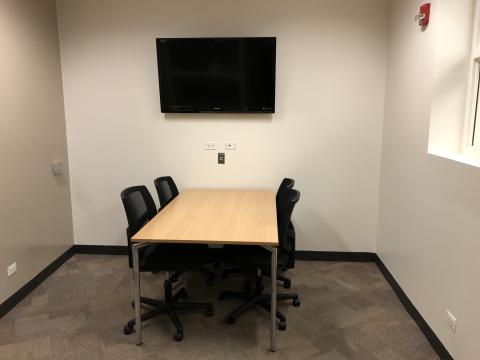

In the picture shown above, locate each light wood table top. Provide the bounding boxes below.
[132,189,278,246]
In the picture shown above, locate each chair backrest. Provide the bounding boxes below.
[121,186,158,267]
[277,188,300,253]
[154,176,179,210]
[276,178,295,208]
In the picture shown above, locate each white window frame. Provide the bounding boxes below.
[470,61,480,146]
[464,0,480,153]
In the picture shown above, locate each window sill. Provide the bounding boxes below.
[428,149,480,169]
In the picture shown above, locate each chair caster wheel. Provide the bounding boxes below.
[123,323,134,335]
[227,315,236,325]
[278,321,287,331]
[206,277,214,286]
[218,292,226,301]
[206,307,214,317]
[283,281,291,289]
[174,331,183,342]
[293,298,300,307]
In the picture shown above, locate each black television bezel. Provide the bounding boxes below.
[156,37,276,114]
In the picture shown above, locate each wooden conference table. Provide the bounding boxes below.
[131,189,279,351]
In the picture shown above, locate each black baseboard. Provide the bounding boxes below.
[74,244,128,255]
[296,250,376,262]
[374,256,453,360]
[0,245,76,319]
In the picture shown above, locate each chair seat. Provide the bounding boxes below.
[140,244,213,272]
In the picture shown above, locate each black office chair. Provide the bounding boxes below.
[121,186,214,342]
[154,176,215,285]
[223,178,296,289]
[276,178,295,208]
[271,178,296,288]
[219,188,301,330]
[154,176,179,210]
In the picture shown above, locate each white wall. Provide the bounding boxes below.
[57,0,388,251]
[378,0,480,359]
[0,0,73,303]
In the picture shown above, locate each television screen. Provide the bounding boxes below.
[156,37,276,113]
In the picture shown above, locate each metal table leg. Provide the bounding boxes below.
[263,246,278,352]
[132,243,148,346]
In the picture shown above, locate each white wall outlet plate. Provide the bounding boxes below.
[225,142,237,150]
[204,142,217,150]
[7,262,17,277]
[446,310,457,333]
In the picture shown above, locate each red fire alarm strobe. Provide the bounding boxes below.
[419,3,431,27]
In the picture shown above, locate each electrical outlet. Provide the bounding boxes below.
[225,142,237,150]
[204,142,217,150]
[446,310,457,333]
[7,263,17,277]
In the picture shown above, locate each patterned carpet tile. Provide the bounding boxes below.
[0,255,439,360]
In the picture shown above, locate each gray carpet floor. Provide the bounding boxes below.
[0,255,439,360]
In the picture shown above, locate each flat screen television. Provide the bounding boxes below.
[156,37,276,113]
